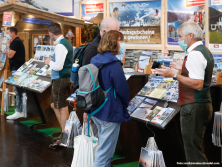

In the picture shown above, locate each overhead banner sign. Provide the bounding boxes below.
[85,3,104,14]
[109,1,161,44]
[209,0,222,50]
[23,17,53,25]
[186,0,205,7]
[2,12,12,26]
[167,0,205,45]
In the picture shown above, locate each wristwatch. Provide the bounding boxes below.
[173,73,177,80]
[6,46,10,49]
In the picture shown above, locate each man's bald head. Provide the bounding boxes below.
[100,17,120,37]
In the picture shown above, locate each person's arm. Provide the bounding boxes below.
[110,62,129,107]
[82,47,98,66]
[156,51,207,91]
[7,39,16,58]
[49,44,68,71]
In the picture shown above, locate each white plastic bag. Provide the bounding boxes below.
[71,123,99,167]
[22,93,27,118]
[4,88,9,112]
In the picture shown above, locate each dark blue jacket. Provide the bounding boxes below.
[90,52,130,123]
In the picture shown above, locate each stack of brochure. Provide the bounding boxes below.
[60,111,82,148]
[139,137,166,167]
[212,111,222,147]
[127,96,146,114]
[34,45,55,61]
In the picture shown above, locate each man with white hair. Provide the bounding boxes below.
[156,21,214,166]
[81,17,120,65]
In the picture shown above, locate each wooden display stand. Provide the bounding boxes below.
[134,57,152,74]
[216,71,222,85]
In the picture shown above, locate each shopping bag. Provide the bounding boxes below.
[71,123,99,167]
[22,93,27,118]
[60,111,82,148]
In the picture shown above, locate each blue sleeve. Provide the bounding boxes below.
[110,62,129,108]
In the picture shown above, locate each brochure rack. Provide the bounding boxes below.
[4,60,60,129]
[110,74,221,166]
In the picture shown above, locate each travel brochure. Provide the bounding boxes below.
[34,45,55,61]
[36,65,49,75]
[19,75,39,87]
[4,71,24,84]
[128,94,175,125]
[28,79,51,92]
[127,96,145,114]
[137,51,153,73]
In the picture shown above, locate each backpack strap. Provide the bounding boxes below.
[86,86,113,137]
[82,66,96,89]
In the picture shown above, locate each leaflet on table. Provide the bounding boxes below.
[28,79,51,92]
[138,76,163,96]
[138,51,153,72]
[19,75,39,87]
[157,56,172,67]
[130,98,158,120]
[14,73,29,85]
[42,67,52,77]
[146,106,163,121]
[36,65,49,75]
[22,64,34,73]
[17,59,35,72]
[161,80,178,101]
[151,108,175,125]
[26,63,39,74]
[4,71,24,84]
[127,96,146,114]
[149,78,175,99]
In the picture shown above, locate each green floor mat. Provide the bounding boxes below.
[37,127,61,138]
[20,119,42,127]
[112,153,124,160]
[113,161,138,167]
[4,111,15,115]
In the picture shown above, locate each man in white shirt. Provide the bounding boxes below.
[44,23,73,149]
[156,21,214,167]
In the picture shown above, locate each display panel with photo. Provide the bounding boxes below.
[110,1,161,44]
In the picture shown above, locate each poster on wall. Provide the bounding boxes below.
[0,0,74,16]
[209,0,222,50]
[2,12,12,26]
[109,1,161,44]
[167,0,205,45]
[80,3,104,24]
[80,3,103,44]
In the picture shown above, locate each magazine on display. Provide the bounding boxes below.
[14,73,29,85]
[20,75,39,87]
[28,79,51,92]
[4,71,24,84]
[151,108,175,125]
[146,106,162,121]
[138,76,163,96]
[161,80,178,101]
[130,98,157,120]
[157,56,172,67]
[22,64,34,73]
[127,96,146,114]
[17,59,35,72]
[149,78,175,99]
[26,64,39,74]
[36,65,49,75]
[42,68,52,77]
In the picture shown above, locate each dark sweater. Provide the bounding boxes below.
[82,34,101,66]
